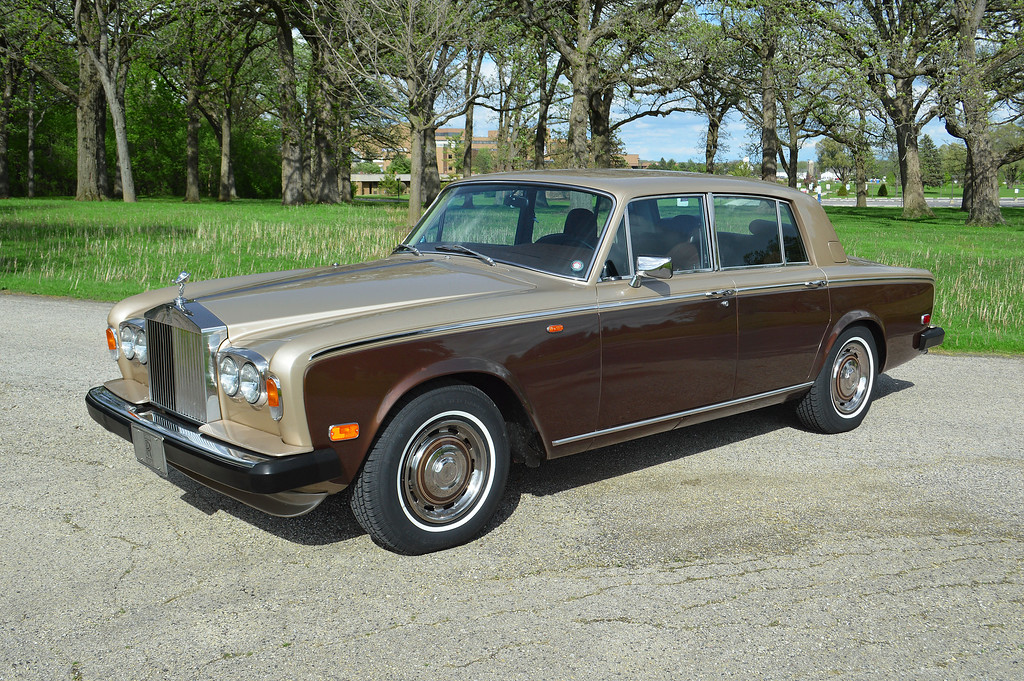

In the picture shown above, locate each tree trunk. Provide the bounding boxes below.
[965,138,1002,225]
[589,87,614,168]
[705,115,721,174]
[567,60,592,168]
[534,55,562,171]
[218,105,233,202]
[76,50,106,201]
[408,125,425,226]
[184,85,201,202]
[463,52,482,176]
[422,126,441,206]
[308,50,340,204]
[27,77,37,198]
[781,132,799,188]
[854,150,868,208]
[339,104,352,202]
[274,5,304,206]
[100,76,136,202]
[760,47,778,182]
[894,119,930,218]
[0,60,12,199]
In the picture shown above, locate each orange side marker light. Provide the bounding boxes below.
[329,423,360,442]
[546,324,564,334]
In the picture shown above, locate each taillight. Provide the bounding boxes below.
[921,313,932,326]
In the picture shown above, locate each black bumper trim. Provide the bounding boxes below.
[86,386,341,495]
[916,326,945,352]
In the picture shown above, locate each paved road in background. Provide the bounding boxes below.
[821,196,1023,208]
[2,292,1022,680]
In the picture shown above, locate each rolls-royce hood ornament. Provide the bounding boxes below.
[173,271,191,310]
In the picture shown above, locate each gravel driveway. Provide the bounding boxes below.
[1,292,1021,680]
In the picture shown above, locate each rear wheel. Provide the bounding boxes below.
[350,384,509,554]
[797,327,877,433]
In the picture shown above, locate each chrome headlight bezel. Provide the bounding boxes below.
[117,319,148,365]
[239,362,261,404]
[218,355,240,397]
[216,348,283,420]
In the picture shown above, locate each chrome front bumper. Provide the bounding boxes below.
[85,386,342,516]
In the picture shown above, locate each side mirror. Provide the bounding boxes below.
[629,256,673,288]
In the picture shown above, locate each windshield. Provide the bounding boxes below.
[404,182,614,279]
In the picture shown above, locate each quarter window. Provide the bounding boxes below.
[780,203,809,263]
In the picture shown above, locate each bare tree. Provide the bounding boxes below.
[516,0,687,169]
[306,0,485,224]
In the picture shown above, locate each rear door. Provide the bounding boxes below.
[711,196,831,397]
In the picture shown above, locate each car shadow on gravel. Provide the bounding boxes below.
[170,475,366,546]
[492,372,916,523]
[163,373,915,548]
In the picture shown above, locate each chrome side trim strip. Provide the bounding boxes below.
[551,382,815,446]
[828,276,934,285]
[734,281,822,293]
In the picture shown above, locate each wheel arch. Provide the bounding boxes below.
[366,364,547,473]
[816,311,887,377]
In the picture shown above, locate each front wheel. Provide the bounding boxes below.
[350,384,509,554]
[796,327,878,434]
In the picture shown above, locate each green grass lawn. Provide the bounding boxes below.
[0,198,408,300]
[1,198,1021,354]
[827,207,1024,355]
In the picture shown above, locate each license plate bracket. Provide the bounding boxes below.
[132,424,169,477]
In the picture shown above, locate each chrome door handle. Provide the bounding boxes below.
[705,289,736,298]
[804,280,826,288]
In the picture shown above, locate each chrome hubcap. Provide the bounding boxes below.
[831,340,871,415]
[401,414,490,526]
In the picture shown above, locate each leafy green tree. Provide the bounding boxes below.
[816,138,854,184]
[939,142,968,184]
[379,171,402,196]
[352,160,380,173]
[819,0,948,219]
[934,0,1024,224]
[387,154,411,174]
[918,134,942,187]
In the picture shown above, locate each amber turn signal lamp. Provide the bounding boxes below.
[329,423,359,441]
[266,379,280,408]
[106,328,118,350]
[546,324,564,334]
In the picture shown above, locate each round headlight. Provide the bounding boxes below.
[239,362,262,404]
[134,329,148,365]
[120,325,136,360]
[219,356,240,396]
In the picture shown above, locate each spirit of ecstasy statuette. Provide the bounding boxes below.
[173,271,190,310]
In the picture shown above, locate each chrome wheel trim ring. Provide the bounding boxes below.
[830,338,873,417]
[398,410,495,532]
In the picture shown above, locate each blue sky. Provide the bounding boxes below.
[469,105,959,165]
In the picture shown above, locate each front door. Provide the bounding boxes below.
[596,195,738,432]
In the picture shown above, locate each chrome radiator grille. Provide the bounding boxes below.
[145,303,225,424]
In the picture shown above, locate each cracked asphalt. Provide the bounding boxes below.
[1,291,1022,680]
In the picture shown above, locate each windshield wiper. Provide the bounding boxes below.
[393,243,421,256]
[435,244,495,266]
